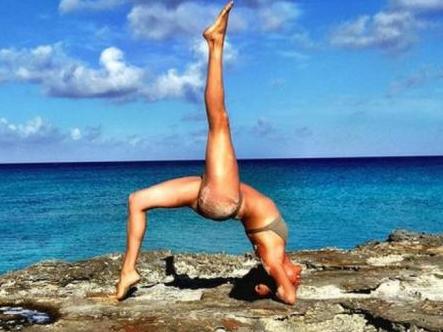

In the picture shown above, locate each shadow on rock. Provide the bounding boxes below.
[229,265,277,302]
[163,256,276,302]
[163,256,239,290]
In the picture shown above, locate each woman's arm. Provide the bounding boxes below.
[255,242,296,304]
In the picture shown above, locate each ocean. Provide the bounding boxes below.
[0,157,442,275]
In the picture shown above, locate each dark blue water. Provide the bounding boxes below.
[1,157,442,275]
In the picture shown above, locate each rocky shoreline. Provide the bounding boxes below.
[0,230,442,331]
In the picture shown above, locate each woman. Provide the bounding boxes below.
[110,0,301,305]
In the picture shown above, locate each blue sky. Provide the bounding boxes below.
[1,0,443,162]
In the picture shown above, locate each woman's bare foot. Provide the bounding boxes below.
[203,0,234,46]
[109,269,141,301]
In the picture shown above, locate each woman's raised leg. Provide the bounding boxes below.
[198,1,241,215]
[110,176,201,300]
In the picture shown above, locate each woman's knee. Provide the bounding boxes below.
[209,111,230,131]
[128,191,147,212]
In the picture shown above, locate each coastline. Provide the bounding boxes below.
[0,229,442,331]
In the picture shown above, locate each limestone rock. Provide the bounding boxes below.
[0,230,442,331]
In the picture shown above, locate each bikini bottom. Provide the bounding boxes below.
[196,174,243,221]
[246,215,288,242]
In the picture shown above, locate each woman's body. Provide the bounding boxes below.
[110,0,301,305]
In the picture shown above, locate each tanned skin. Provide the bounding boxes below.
[109,0,301,305]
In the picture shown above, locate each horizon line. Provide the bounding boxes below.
[1,154,443,165]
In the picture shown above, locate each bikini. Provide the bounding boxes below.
[196,174,288,242]
[246,215,288,243]
[196,190,244,221]
[196,174,243,221]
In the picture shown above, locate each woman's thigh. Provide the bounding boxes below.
[130,176,201,211]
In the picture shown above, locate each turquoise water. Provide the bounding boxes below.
[1,157,442,275]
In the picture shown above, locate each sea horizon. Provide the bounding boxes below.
[1,154,443,166]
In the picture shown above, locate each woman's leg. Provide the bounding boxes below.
[111,176,201,300]
[200,1,240,204]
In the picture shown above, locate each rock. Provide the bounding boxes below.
[0,230,442,331]
[388,230,443,246]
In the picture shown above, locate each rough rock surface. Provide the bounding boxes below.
[0,230,442,331]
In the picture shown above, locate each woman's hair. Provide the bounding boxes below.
[229,264,276,301]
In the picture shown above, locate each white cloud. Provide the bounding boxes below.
[51,46,144,98]
[330,0,443,53]
[391,0,443,13]
[142,62,203,102]
[190,37,238,63]
[0,40,237,103]
[83,126,102,142]
[0,44,144,99]
[60,0,300,37]
[142,38,237,102]
[330,10,419,51]
[0,116,160,162]
[128,2,219,41]
[68,125,107,144]
[70,128,82,140]
[0,116,143,147]
[126,1,258,41]
[257,1,301,31]
[0,117,65,145]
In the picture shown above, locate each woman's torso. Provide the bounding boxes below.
[238,182,280,230]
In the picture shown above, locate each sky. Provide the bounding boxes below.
[0,0,443,162]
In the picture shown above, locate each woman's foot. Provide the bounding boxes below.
[109,269,141,301]
[203,0,234,46]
